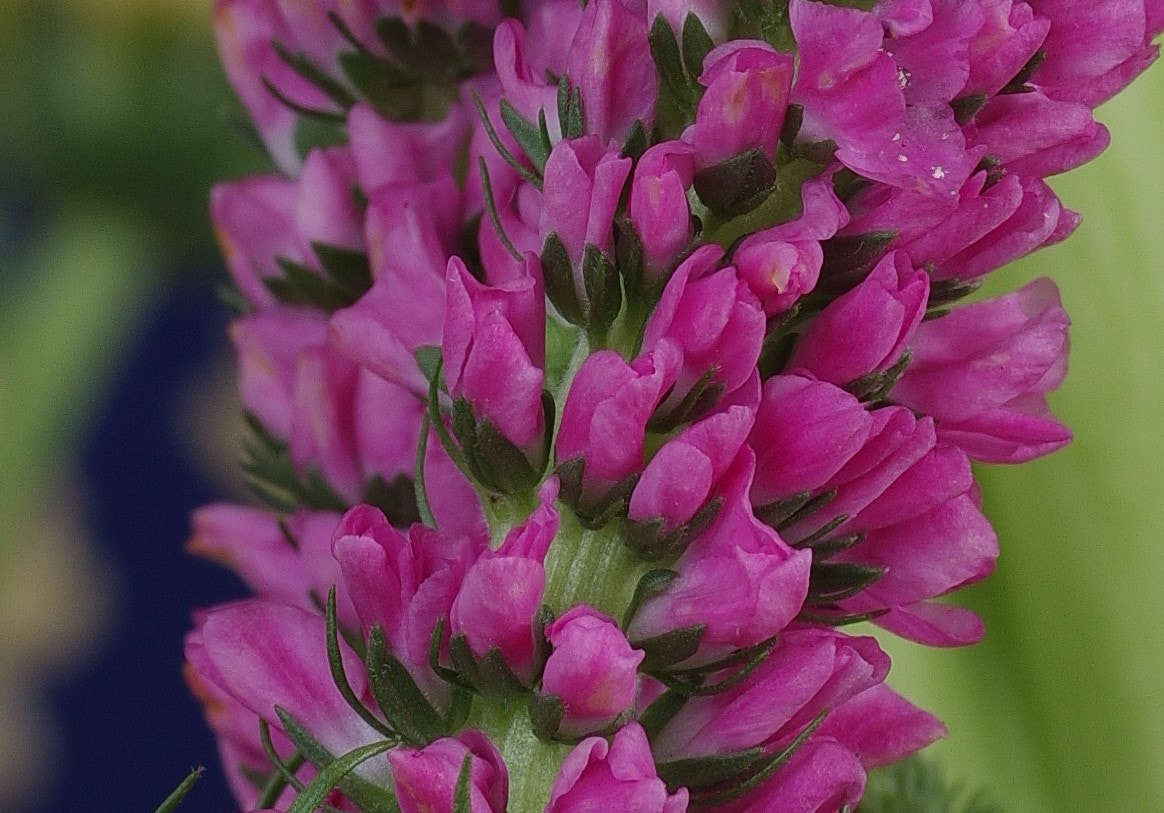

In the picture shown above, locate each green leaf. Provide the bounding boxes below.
[693,148,778,217]
[541,233,586,326]
[294,117,348,161]
[614,216,646,299]
[818,231,897,291]
[472,93,543,189]
[453,754,475,813]
[477,156,524,261]
[649,14,694,110]
[363,473,422,528]
[639,689,688,739]
[622,569,679,629]
[339,50,420,116]
[621,119,649,162]
[659,636,776,696]
[271,40,357,110]
[414,411,437,529]
[500,98,551,173]
[414,345,444,385]
[656,748,766,792]
[366,626,450,747]
[634,624,707,672]
[311,242,373,298]
[703,156,826,248]
[557,76,586,139]
[582,244,622,345]
[681,13,715,80]
[473,418,540,494]
[857,755,1004,813]
[270,257,350,310]
[242,413,349,513]
[808,561,887,604]
[692,710,829,805]
[780,103,804,146]
[474,646,529,697]
[257,719,308,805]
[529,692,566,741]
[285,739,396,813]
[326,588,397,738]
[952,93,989,125]
[153,767,203,813]
[647,367,726,432]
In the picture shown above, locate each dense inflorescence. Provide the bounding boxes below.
[187,1,1163,810]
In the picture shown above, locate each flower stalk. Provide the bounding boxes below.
[184,0,1164,810]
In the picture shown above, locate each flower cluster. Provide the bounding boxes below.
[189,0,1162,810]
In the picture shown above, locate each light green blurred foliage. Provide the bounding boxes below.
[0,1,261,562]
[882,63,1164,813]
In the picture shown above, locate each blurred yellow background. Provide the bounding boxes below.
[0,1,1160,811]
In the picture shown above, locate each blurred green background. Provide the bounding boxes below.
[0,1,1160,811]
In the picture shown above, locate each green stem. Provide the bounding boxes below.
[469,701,570,813]
[543,511,653,621]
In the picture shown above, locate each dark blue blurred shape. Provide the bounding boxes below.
[36,276,249,813]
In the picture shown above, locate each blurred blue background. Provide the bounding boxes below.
[0,2,1160,811]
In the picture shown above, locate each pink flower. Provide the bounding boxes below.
[688,41,795,166]
[968,92,1111,178]
[628,405,756,535]
[211,147,363,310]
[540,136,632,267]
[348,102,472,193]
[790,0,903,165]
[185,600,388,783]
[449,483,560,683]
[547,723,688,813]
[556,345,679,513]
[628,448,811,666]
[892,277,1072,463]
[748,375,875,507]
[194,0,1164,806]
[443,255,547,461]
[332,505,484,700]
[628,141,697,282]
[963,0,1050,99]
[188,505,353,626]
[330,176,462,396]
[651,628,889,762]
[855,173,1071,282]
[566,0,657,146]
[214,0,338,173]
[733,171,850,314]
[389,731,509,813]
[540,606,645,738]
[715,740,865,813]
[641,246,766,413]
[789,251,929,387]
[1032,0,1164,107]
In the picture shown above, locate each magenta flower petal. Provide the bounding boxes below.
[892,277,1072,462]
[541,606,645,737]
[567,0,656,146]
[629,448,811,665]
[789,251,929,386]
[389,730,509,813]
[187,599,387,781]
[547,723,688,813]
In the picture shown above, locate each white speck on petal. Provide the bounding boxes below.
[891,132,901,142]
[932,166,946,179]
[897,154,909,162]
